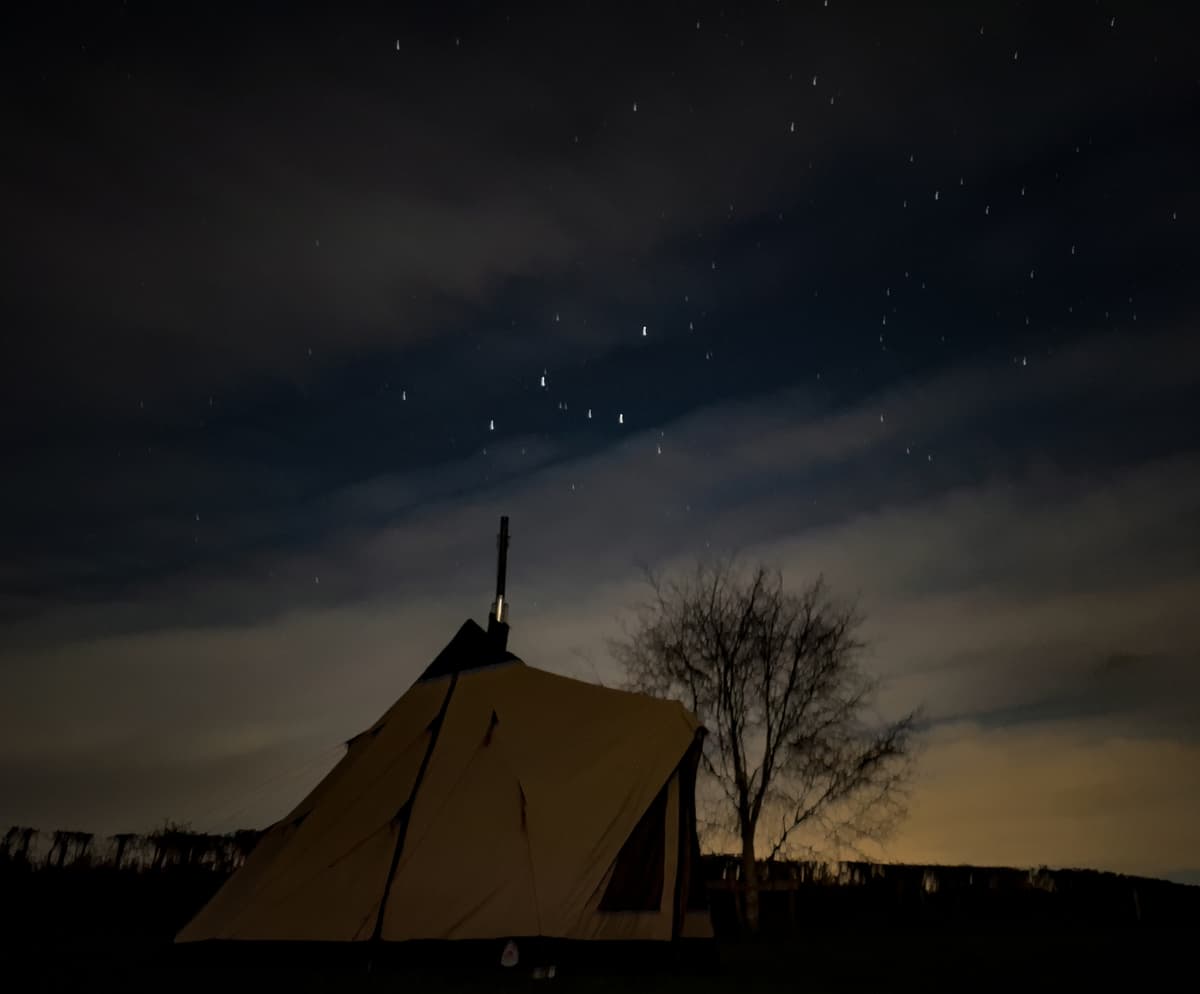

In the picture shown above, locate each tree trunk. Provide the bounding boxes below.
[740,829,760,933]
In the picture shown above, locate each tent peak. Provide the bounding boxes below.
[417,618,520,682]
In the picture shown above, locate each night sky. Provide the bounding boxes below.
[3,2,1198,882]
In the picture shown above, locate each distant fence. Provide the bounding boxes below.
[699,854,1200,933]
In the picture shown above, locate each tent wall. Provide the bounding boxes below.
[575,772,680,940]
[379,664,693,941]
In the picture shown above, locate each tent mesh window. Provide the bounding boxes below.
[598,783,668,911]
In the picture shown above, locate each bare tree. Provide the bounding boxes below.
[613,558,917,931]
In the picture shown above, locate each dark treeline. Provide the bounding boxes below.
[0,824,262,952]
[2,824,1198,952]
[0,823,262,873]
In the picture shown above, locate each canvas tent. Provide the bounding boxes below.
[176,617,711,948]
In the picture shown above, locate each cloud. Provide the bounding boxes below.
[1,328,1197,878]
[888,721,1200,879]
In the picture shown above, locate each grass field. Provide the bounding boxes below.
[5,926,1191,993]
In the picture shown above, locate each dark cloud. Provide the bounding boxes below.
[3,330,1199,879]
[2,1,1197,877]
[5,4,1194,405]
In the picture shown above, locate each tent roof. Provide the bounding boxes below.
[176,619,706,944]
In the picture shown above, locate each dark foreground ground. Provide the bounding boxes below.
[3,926,1192,993]
[4,855,1196,991]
